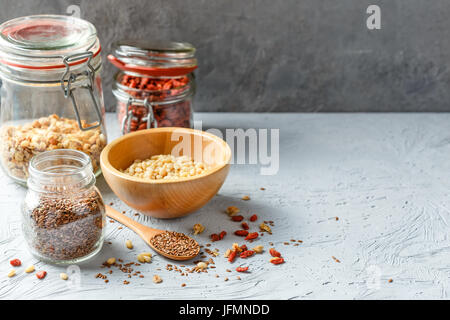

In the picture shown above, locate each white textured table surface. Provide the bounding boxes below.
[1,112,450,300]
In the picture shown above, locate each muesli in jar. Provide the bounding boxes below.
[0,15,107,184]
[1,114,106,180]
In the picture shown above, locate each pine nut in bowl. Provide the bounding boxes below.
[100,127,231,218]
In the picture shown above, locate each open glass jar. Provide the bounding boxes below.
[108,41,197,134]
[22,149,105,264]
[0,15,107,184]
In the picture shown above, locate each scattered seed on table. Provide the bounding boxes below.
[106,257,116,265]
[25,265,35,273]
[126,240,133,249]
[242,195,250,201]
[388,279,393,283]
[7,270,16,278]
[60,273,68,280]
[181,283,186,287]
[332,256,341,263]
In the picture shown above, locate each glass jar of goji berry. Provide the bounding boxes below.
[108,41,197,134]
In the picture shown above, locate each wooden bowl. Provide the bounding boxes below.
[100,128,231,218]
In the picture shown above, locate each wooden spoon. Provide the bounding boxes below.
[105,205,200,261]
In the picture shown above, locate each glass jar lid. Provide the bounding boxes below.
[0,15,100,69]
[108,40,197,77]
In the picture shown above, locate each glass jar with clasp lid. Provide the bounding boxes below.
[0,15,107,184]
[108,41,197,134]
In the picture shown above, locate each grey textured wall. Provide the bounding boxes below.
[1,0,450,112]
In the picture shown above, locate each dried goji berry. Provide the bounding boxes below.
[210,234,220,242]
[219,231,227,240]
[241,222,249,230]
[36,271,47,279]
[231,215,244,222]
[240,250,255,258]
[116,74,192,132]
[249,214,258,222]
[240,244,248,251]
[269,248,281,258]
[270,257,285,265]
[245,232,259,241]
[228,250,237,263]
[234,230,249,237]
[10,259,21,267]
[236,266,249,273]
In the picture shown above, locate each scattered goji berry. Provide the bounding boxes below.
[10,259,21,267]
[269,248,281,258]
[240,244,248,251]
[245,232,259,241]
[249,214,258,222]
[228,250,237,263]
[231,215,244,222]
[240,250,255,258]
[234,230,249,237]
[36,271,47,279]
[270,257,285,265]
[236,267,249,273]
[210,234,220,242]
[219,231,227,240]
[241,222,249,230]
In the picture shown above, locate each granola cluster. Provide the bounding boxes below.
[1,114,106,181]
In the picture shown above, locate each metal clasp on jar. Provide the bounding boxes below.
[121,97,157,135]
[61,52,103,131]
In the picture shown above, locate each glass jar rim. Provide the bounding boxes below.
[28,149,95,192]
[108,40,197,77]
[0,15,100,70]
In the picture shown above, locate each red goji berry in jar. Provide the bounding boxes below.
[249,214,258,222]
[234,230,249,237]
[270,257,285,265]
[241,222,249,230]
[236,266,249,273]
[245,232,259,241]
[228,250,237,263]
[269,248,282,258]
[110,42,197,134]
[219,231,227,240]
[231,215,244,222]
[10,259,21,267]
[36,271,47,279]
[240,250,255,258]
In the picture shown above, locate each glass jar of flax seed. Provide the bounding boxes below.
[22,149,105,264]
[108,41,197,134]
[0,15,107,185]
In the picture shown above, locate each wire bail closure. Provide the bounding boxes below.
[121,97,157,135]
[60,52,103,131]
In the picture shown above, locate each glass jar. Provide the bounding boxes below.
[108,41,197,134]
[0,15,107,184]
[22,149,105,264]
